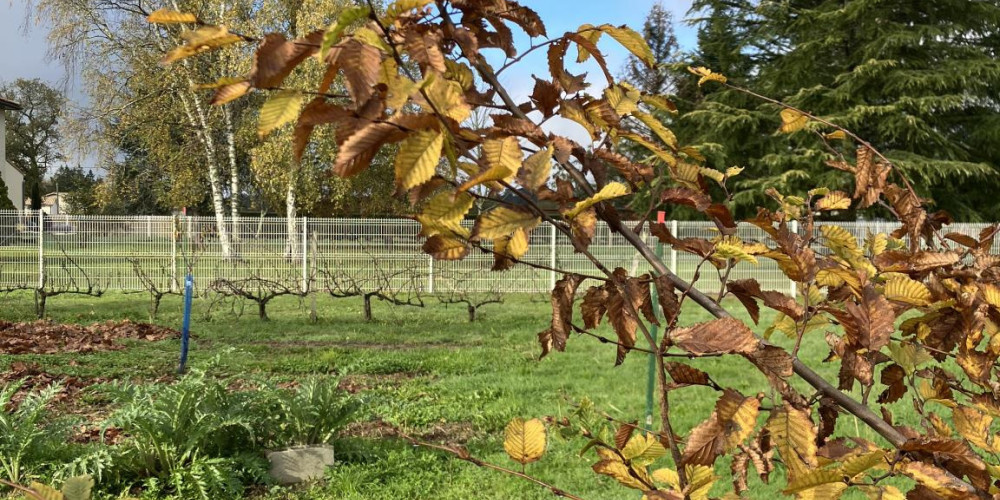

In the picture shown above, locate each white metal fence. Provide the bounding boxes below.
[0,210,994,296]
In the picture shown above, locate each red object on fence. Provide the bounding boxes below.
[656,211,665,224]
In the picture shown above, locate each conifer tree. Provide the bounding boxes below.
[681,0,1000,219]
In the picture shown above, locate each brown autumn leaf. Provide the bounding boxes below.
[726,279,804,323]
[668,317,759,356]
[653,275,680,325]
[902,461,980,499]
[664,362,716,389]
[614,421,638,450]
[548,274,585,354]
[877,363,906,404]
[816,397,838,447]
[333,122,402,177]
[593,148,653,184]
[249,31,323,89]
[659,187,711,212]
[580,285,610,329]
[530,77,560,117]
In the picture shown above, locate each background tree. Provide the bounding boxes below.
[42,164,99,214]
[0,78,65,210]
[678,0,1000,219]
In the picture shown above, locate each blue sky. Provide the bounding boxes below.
[0,0,699,168]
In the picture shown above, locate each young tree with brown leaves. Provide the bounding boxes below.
[153,2,1000,498]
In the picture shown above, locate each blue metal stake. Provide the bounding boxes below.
[178,273,193,374]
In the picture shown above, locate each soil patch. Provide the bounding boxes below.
[337,372,422,394]
[340,419,478,444]
[0,319,181,355]
[1,361,108,411]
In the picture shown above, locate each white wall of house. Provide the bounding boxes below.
[0,112,24,210]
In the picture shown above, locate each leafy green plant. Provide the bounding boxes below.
[95,371,264,498]
[262,378,360,448]
[0,382,67,485]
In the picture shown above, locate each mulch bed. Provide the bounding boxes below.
[0,319,182,355]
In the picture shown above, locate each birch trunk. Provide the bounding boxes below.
[166,0,232,259]
[223,104,240,248]
[283,167,300,261]
[177,88,233,259]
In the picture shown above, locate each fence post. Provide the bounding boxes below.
[301,216,308,293]
[789,219,799,297]
[549,222,557,288]
[37,211,44,288]
[670,220,678,274]
[170,215,178,293]
[146,215,151,238]
[428,255,434,293]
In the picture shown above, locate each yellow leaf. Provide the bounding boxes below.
[192,76,246,90]
[605,85,640,116]
[395,128,444,191]
[476,207,540,240]
[903,461,977,498]
[982,284,1000,308]
[820,225,863,262]
[779,108,810,133]
[320,6,371,58]
[699,167,725,183]
[503,417,546,465]
[559,99,597,140]
[518,145,553,190]
[723,396,760,449]
[631,111,676,149]
[685,464,718,500]
[866,232,888,256]
[593,459,649,489]
[883,276,932,306]
[815,191,851,211]
[28,483,63,500]
[687,66,727,86]
[600,25,654,67]
[416,190,473,238]
[641,94,677,114]
[258,91,304,137]
[422,234,468,260]
[495,228,529,260]
[824,130,847,141]
[422,72,470,122]
[886,342,933,375]
[766,403,817,478]
[713,241,759,265]
[161,28,243,64]
[953,406,995,452]
[210,81,251,106]
[384,0,433,23]
[725,166,744,178]
[838,450,886,479]
[795,482,848,500]
[619,132,677,167]
[565,182,631,218]
[651,467,680,488]
[147,8,197,23]
[575,24,603,63]
[621,433,666,466]
[783,468,843,494]
[458,136,520,192]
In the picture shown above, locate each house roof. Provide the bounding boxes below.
[0,98,22,111]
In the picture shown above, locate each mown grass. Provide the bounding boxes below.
[0,290,916,499]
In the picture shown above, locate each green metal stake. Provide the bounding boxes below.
[645,238,665,430]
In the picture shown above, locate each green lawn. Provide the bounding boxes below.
[0,290,914,499]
